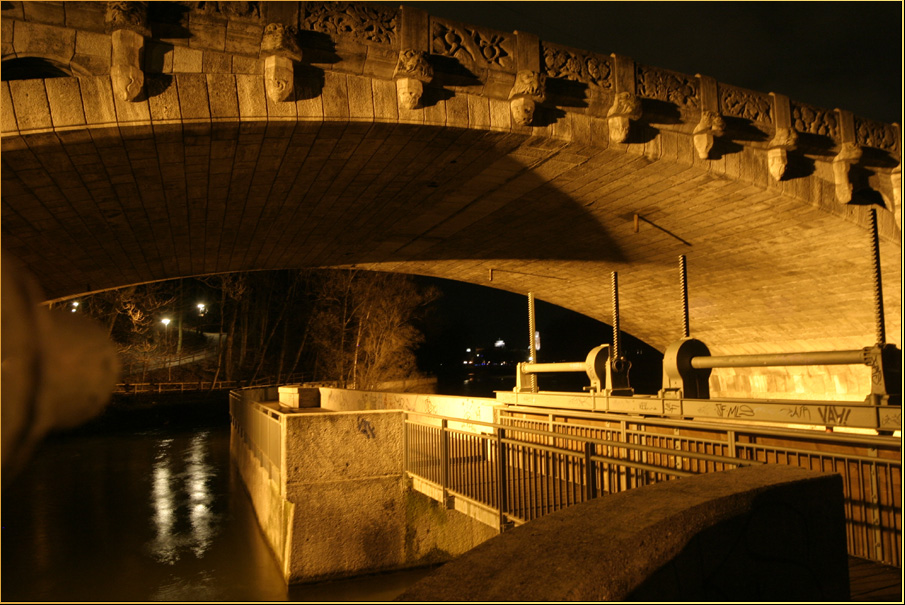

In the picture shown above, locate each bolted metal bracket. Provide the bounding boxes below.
[660,337,712,399]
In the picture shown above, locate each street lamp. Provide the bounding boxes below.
[197,303,206,316]
[161,318,171,381]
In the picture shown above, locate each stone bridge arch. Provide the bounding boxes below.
[1,1,901,401]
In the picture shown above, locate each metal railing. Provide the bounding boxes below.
[499,407,902,567]
[404,411,753,531]
[229,391,283,487]
[115,373,309,394]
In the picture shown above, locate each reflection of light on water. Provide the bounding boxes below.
[186,432,213,558]
[148,433,218,564]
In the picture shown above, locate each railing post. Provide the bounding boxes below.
[440,418,452,508]
[496,427,509,531]
[584,441,596,501]
[867,450,884,562]
[403,414,409,474]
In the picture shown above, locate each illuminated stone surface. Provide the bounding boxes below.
[1,1,900,401]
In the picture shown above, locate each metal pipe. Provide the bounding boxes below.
[523,361,587,374]
[679,255,689,338]
[690,349,865,369]
[869,208,886,345]
[611,272,621,360]
[528,292,538,391]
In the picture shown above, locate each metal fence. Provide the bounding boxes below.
[404,408,901,567]
[404,411,752,531]
[116,373,308,394]
[499,408,902,567]
[229,391,283,487]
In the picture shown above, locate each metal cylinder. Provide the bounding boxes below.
[611,272,621,361]
[679,255,689,338]
[522,361,587,374]
[869,208,886,345]
[528,291,537,391]
[689,349,866,369]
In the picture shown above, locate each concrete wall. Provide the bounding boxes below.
[396,465,851,601]
[231,397,497,584]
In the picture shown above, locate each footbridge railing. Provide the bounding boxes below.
[404,409,901,567]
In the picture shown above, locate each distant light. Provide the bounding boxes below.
[466,348,471,353]
[161,318,171,326]
[494,339,505,348]
[71,301,79,312]
[535,331,541,351]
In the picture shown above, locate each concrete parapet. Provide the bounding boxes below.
[396,465,850,601]
[277,385,320,408]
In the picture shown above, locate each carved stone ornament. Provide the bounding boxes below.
[606,91,642,144]
[832,142,863,204]
[105,1,150,36]
[508,70,546,127]
[719,85,772,124]
[892,164,901,225]
[635,65,698,108]
[303,1,398,46]
[393,49,433,83]
[692,110,726,159]
[110,27,144,102]
[542,44,612,89]
[792,102,838,138]
[260,23,301,103]
[395,78,424,110]
[766,127,798,181]
[181,2,261,18]
[855,118,898,152]
[432,20,514,70]
[261,23,302,61]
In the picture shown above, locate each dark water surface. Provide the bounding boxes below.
[1,418,434,602]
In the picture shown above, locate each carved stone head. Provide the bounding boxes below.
[396,77,424,110]
[510,70,546,100]
[510,96,536,127]
[264,55,294,103]
[111,64,144,102]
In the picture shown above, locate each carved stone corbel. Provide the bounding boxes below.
[608,54,640,143]
[693,75,724,159]
[393,49,433,110]
[606,92,641,144]
[260,23,302,103]
[832,110,862,204]
[767,93,798,181]
[106,2,149,102]
[508,70,546,126]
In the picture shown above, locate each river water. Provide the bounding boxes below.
[1,417,434,602]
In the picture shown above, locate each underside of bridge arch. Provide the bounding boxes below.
[1,0,900,403]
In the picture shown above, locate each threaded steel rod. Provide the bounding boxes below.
[528,292,537,391]
[679,255,690,338]
[869,208,886,345]
[611,272,621,360]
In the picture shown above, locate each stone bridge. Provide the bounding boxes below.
[1,1,901,401]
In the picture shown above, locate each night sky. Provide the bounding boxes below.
[405,1,901,388]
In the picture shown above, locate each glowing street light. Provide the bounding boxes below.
[161,318,171,381]
[197,303,206,316]
[71,301,79,313]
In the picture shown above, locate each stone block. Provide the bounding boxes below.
[371,78,397,122]
[175,73,211,120]
[22,0,65,25]
[224,20,262,55]
[202,50,232,74]
[14,20,75,63]
[148,78,182,123]
[189,21,226,51]
[9,79,52,131]
[346,74,374,121]
[231,54,261,75]
[2,18,14,57]
[278,386,320,409]
[64,2,105,32]
[235,74,267,119]
[172,45,203,73]
[1,82,18,133]
[45,78,86,128]
[206,73,239,120]
[322,71,350,119]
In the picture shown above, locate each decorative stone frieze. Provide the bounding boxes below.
[431,19,514,70]
[791,102,838,138]
[542,43,613,89]
[767,92,798,181]
[635,65,698,108]
[606,92,641,144]
[891,162,901,226]
[855,117,898,153]
[719,84,772,125]
[302,1,397,46]
[180,1,261,19]
[508,69,546,126]
[106,1,147,102]
[260,22,301,103]
[393,49,433,109]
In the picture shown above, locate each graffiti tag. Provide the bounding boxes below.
[714,403,754,418]
[780,405,811,420]
[817,406,851,426]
